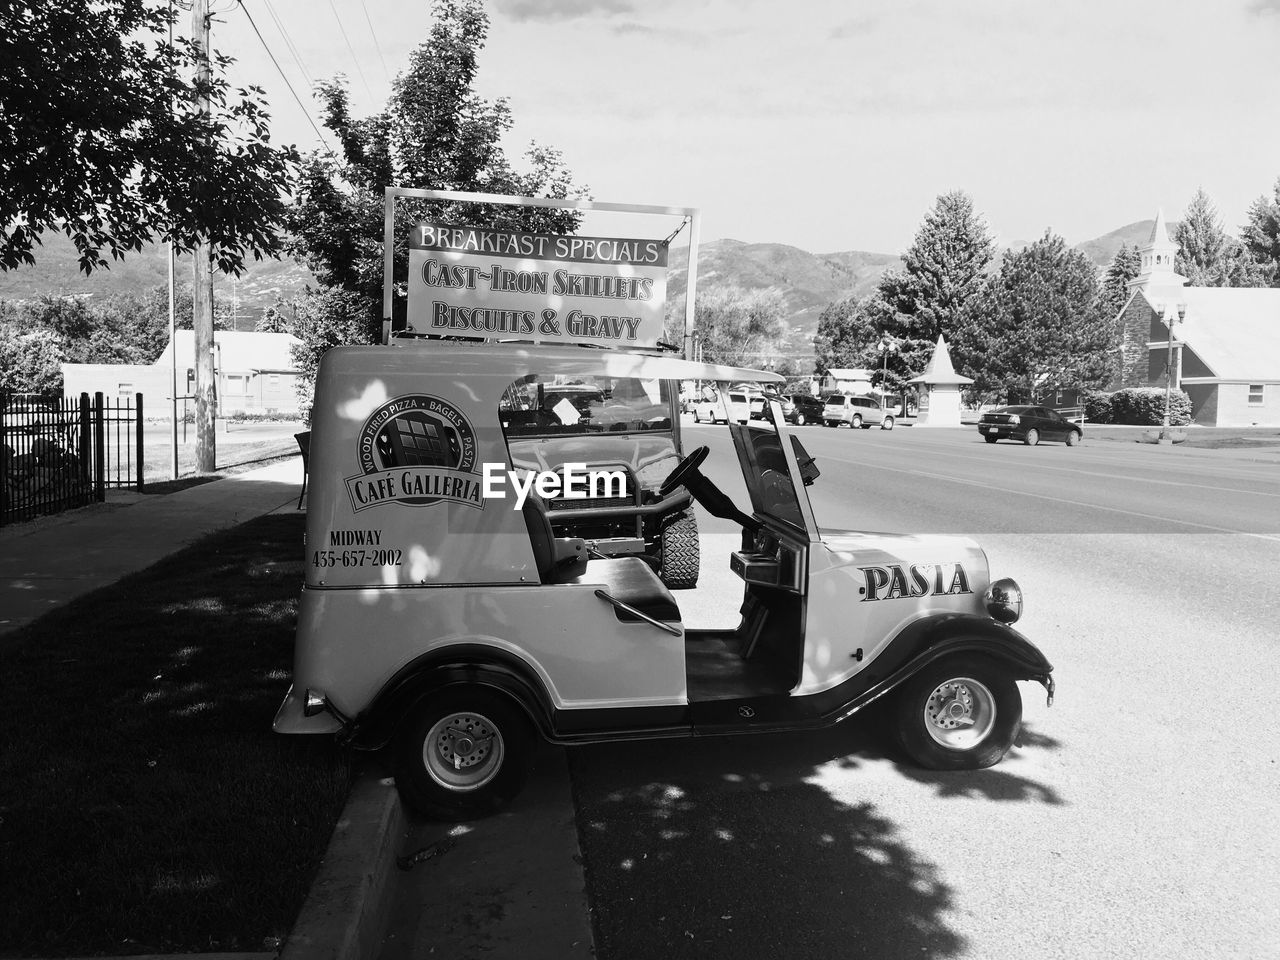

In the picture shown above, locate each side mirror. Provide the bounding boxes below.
[791,436,820,486]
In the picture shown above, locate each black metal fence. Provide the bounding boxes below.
[1,392,144,527]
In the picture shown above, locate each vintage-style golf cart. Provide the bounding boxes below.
[275,340,1054,819]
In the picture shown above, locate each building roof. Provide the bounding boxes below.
[155,330,303,374]
[826,368,872,380]
[1143,287,1280,382]
[908,335,973,385]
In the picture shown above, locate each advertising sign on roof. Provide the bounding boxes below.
[406,222,669,349]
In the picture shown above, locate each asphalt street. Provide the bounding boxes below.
[569,422,1280,960]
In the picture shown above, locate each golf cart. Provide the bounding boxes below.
[275,341,1055,820]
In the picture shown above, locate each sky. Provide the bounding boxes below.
[211,0,1280,255]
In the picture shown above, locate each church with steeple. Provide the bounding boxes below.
[1112,209,1280,427]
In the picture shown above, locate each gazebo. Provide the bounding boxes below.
[908,336,972,428]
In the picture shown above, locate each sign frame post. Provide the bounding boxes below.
[382,188,700,355]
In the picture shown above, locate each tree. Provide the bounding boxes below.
[1173,189,1230,286]
[813,295,880,376]
[1097,243,1141,320]
[0,1,298,275]
[0,322,64,395]
[1241,176,1280,286]
[290,288,376,416]
[972,232,1111,400]
[285,0,589,362]
[691,287,787,368]
[873,191,996,378]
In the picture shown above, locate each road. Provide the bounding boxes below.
[570,422,1280,960]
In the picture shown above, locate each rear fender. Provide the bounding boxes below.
[345,644,554,750]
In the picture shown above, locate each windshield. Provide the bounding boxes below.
[730,421,810,533]
[500,375,674,437]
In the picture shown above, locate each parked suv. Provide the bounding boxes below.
[822,394,895,430]
[778,393,824,425]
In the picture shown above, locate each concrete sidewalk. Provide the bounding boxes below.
[0,457,303,636]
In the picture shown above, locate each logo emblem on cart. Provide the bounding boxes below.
[738,706,756,718]
[345,394,484,512]
[857,562,973,602]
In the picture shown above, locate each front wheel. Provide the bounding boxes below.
[1065,429,1080,447]
[891,654,1022,770]
[1023,428,1039,446]
[393,688,535,820]
[795,413,806,426]
[881,416,895,431]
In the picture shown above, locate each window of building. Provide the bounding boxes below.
[117,383,133,398]
[224,375,248,396]
[1248,384,1264,405]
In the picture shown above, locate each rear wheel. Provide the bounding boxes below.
[393,688,535,820]
[892,654,1022,770]
[657,509,700,589]
[1023,428,1040,446]
[693,408,701,423]
[851,414,863,429]
[985,435,999,444]
[881,416,895,431]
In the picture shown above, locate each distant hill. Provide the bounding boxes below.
[0,221,1159,349]
[0,233,315,331]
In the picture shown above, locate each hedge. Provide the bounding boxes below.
[1087,387,1191,425]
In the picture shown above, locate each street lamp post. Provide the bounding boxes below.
[877,334,899,411]
[1159,302,1187,444]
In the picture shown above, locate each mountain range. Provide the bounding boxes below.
[1,221,1157,346]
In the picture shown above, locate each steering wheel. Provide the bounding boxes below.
[659,445,710,496]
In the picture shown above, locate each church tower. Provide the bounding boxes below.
[1130,208,1187,292]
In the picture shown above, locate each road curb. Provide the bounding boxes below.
[280,771,406,960]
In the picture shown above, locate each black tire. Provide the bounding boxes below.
[891,654,1022,770]
[824,420,836,428]
[795,413,806,426]
[693,408,700,423]
[393,688,535,820]
[657,509,700,589]
[881,416,895,431]
[1065,429,1080,447]
[985,435,999,444]
[1023,428,1039,446]
[851,414,863,429]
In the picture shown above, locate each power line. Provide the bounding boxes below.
[360,0,392,85]
[234,0,336,157]
[328,0,374,101]
[261,0,315,91]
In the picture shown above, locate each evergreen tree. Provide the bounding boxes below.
[813,296,877,377]
[1241,177,1280,286]
[1098,243,1141,319]
[1173,189,1230,286]
[286,0,588,365]
[873,190,996,378]
[977,232,1111,401]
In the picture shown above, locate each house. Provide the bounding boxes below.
[1113,210,1280,427]
[822,368,874,395]
[61,330,303,416]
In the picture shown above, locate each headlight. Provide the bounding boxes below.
[985,578,1022,624]
[1009,415,1021,425]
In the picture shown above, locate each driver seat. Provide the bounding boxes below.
[521,495,587,583]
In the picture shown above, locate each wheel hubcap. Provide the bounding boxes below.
[423,711,504,792]
[923,677,996,750]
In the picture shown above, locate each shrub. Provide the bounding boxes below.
[1082,390,1113,424]
[1109,387,1191,425]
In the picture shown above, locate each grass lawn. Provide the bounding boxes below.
[0,512,351,956]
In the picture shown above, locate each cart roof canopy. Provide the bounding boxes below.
[371,340,783,384]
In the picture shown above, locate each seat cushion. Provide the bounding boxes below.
[559,557,680,623]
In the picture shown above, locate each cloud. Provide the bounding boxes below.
[1248,0,1280,13]
[493,0,637,22]
[829,15,882,39]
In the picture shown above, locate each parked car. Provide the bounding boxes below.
[978,406,1083,446]
[822,394,895,430]
[692,388,764,424]
[778,393,824,425]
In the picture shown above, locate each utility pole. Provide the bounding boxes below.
[191,0,216,473]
